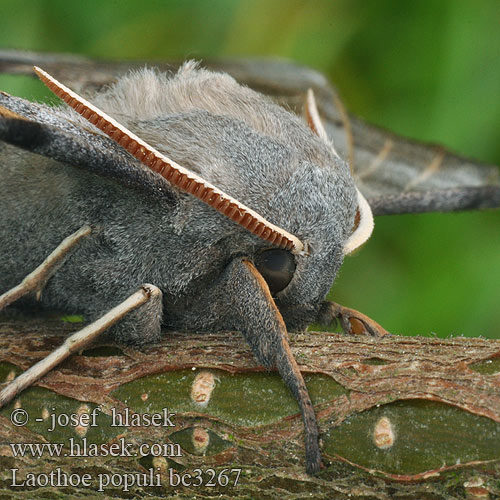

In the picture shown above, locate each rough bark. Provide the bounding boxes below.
[0,314,498,499]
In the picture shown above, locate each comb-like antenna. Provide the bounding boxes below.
[305,89,340,158]
[343,187,374,254]
[34,67,305,255]
[305,89,374,254]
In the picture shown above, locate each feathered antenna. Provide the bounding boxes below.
[305,88,340,158]
[305,88,374,254]
[34,67,305,255]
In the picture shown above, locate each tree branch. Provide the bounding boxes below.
[0,315,498,498]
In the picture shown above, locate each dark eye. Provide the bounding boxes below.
[254,249,296,294]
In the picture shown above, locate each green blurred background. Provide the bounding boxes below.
[0,0,499,338]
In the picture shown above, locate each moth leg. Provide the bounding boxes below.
[225,259,322,474]
[0,284,161,408]
[104,284,163,346]
[0,225,91,311]
[317,301,390,337]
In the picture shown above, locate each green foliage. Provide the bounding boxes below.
[0,0,498,338]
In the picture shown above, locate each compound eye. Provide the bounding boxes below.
[254,249,296,294]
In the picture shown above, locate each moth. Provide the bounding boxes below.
[0,57,498,475]
[0,62,381,474]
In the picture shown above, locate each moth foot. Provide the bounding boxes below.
[319,301,391,337]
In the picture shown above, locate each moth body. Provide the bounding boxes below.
[0,62,362,473]
[1,63,356,336]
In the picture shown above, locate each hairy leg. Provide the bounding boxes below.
[223,259,322,474]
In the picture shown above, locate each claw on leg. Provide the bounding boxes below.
[0,284,161,408]
[318,301,391,337]
[0,225,91,311]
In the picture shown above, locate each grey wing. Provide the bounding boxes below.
[212,59,500,215]
[0,49,498,215]
[0,92,177,204]
[206,59,500,214]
